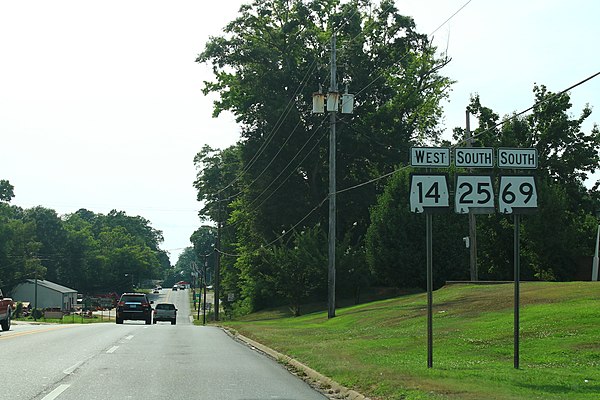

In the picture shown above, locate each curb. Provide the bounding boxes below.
[223,328,369,400]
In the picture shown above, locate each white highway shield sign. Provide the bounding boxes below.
[410,174,449,213]
[498,176,538,213]
[454,175,495,214]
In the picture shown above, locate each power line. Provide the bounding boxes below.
[215,60,319,196]
[248,118,329,210]
[212,2,382,197]
[216,119,328,234]
[205,0,475,245]
[212,2,420,208]
[353,0,472,99]
[264,194,329,248]
[458,70,600,147]
[336,70,600,196]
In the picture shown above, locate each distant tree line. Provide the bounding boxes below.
[192,0,600,316]
[0,183,171,295]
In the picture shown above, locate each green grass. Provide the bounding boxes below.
[218,282,600,400]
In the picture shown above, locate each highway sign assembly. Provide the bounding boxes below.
[408,145,539,370]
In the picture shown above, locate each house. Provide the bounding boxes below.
[11,279,78,312]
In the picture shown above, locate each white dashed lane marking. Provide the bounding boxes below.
[106,346,119,354]
[41,384,70,400]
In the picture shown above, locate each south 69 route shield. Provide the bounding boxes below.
[409,174,450,213]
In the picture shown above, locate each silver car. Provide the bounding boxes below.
[153,303,177,325]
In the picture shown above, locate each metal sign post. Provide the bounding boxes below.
[409,164,450,369]
[592,223,599,281]
[513,214,521,369]
[498,149,538,369]
[426,212,434,368]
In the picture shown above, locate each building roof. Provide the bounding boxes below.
[25,279,77,294]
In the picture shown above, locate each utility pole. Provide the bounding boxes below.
[214,194,221,321]
[466,110,478,281]
[592,221,599,281]
[203,255,208,325]
[327,33,338,319]
[311,33,353,319]
[34,273,38,321]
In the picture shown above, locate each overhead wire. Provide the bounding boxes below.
[216,115,328,233]
[211,0,476,251]
[455,70,600,147]
[212,1,369,198]
[335,69,600,196]
[248,116,329,210]
[219,116,306,203]
[237,3,600,243]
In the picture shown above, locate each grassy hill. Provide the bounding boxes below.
[219,282,600,399]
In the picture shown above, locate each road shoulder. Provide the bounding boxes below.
[222,328,369,400]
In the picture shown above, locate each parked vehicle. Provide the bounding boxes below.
[153,303,177,325]
[0,289,13,331]
[116,293,153,324]
[172,285,178,291]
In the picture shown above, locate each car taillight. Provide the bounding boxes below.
[118,301,124,307]
[141,302,149,308]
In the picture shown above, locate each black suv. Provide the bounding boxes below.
[116,293,153,324]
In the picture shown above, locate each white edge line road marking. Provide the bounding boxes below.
[62,361,83,375]
[107,346,119,353]
[125,335,134,340]
[41,384,70,400]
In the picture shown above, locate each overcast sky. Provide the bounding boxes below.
[1,1,598,264]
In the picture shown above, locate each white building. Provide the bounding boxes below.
[11,279,77,312]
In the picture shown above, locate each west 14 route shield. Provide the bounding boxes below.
[409,174,450,213]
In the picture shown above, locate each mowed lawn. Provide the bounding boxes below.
[219,282,600,400]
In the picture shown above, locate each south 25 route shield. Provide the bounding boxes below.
[454,175,495,214]
[409,174,449,213]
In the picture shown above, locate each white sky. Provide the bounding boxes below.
[1,1,598,264]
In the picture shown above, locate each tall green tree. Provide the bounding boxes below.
[22,207,67,283]
[195,0,452,312]
[453,86,600,280]
[366,167,469,289]
[262,225,327,315]
[0,179,15,202]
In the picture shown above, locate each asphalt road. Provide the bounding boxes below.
[1,288,327,400]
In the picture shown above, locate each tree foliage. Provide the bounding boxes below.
[0,189,171,294]
[0,179,15,202]
[194,0,452,314]
[368,85,600,285]
[192,2,598,315]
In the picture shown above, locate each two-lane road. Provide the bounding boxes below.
[1,288,327,400]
